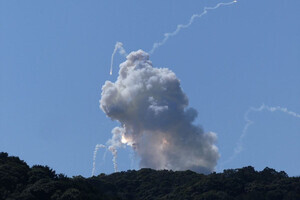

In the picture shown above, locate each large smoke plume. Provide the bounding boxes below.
[100,50,219,174]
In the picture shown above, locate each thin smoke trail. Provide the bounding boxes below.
[110,42,127,75]
[221,104,300,167]
[108,1,237,74]
[92,144,106,176]
[108,146,118,172]
[149,0,237,54]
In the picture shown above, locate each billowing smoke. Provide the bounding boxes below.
[100,50,219,174]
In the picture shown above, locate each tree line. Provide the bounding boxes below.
[1,152,300,200]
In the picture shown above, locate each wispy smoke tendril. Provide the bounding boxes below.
[149,0,237,54]
[92,144,106,176]
[110,42,127,75]
[222,104,300,167]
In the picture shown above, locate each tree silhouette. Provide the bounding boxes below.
[0,152,299,200]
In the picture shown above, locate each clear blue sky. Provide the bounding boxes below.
[1,0,299,177]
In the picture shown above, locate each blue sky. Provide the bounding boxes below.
[1,0,299,177]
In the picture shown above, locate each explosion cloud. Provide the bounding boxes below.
[100,50,219,174]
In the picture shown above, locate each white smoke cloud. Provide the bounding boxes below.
[100,50,219,174]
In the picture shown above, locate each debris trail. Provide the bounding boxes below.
[92,144,106,176]
[222,104,300,167]
[108,1,237,74]
[110,42,127,75]
[149,0,238,54]
[108,146,118,172]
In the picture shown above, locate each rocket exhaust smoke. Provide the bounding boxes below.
[221,104,300,167]
[100,50,219,174]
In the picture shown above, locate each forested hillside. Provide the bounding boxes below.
[1,152,300,200]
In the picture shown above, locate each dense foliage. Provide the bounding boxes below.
[1,152,300,200]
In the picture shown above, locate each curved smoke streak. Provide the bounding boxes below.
[221,104,300,167]
[92,144,106,176]
[149,0,237,54]
[110,42,127,75]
